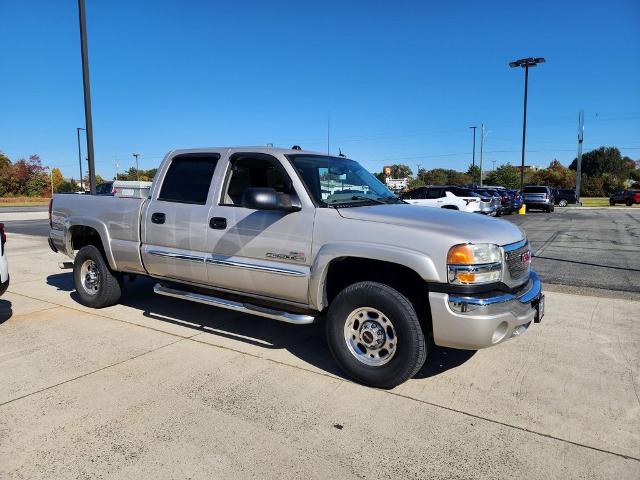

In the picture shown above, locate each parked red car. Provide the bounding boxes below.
[609,189,640,206]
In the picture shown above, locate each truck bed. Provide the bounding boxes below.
[50,194,147,273]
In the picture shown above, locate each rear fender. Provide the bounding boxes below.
[65,217,117,270]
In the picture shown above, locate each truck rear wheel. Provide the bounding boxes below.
[326,281,427,389]
[73,245,122,308]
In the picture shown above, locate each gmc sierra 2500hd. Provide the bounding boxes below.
[49,147,543,388]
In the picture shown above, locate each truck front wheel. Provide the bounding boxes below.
[326,281,427,389]
[73,245,122,308]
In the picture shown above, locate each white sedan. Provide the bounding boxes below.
[401,186,491,214]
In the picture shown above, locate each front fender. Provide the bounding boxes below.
[309,242,440,310]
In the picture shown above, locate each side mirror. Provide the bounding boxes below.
[241,187,301,213]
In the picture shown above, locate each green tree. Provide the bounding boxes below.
[569,147,634,181]
[484,163,520,188]
[407,177,425,189]
[374,171,386,182]
[580,175,605,197]
[466,164,481,184]
[390,164,412,178]
[418,168,448,185]
[116,167,157,181]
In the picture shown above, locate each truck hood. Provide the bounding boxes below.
[337,204,524,246]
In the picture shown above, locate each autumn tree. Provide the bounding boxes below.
[51,168,64,193]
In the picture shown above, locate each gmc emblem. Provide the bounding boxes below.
[521,251,531,263]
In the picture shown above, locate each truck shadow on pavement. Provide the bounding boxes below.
[0,299,12,324]
[46,273,475,382]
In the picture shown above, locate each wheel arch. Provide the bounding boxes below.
[66,218,117,270]
[310,243,439,328]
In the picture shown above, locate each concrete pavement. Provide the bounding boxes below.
[1,234,639,479]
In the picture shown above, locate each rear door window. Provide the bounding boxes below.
[158,154,220,204]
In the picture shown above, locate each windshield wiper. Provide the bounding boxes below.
[350,195,387,204]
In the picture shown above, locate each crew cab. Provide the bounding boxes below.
[49,147,543,389]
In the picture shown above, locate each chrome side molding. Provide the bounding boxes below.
[148,250,204,263]
[206,255,306,277]
[153,283,315,325]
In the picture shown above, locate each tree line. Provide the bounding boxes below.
[1,146,638,198]
[0,151,160,196]
[376,147,640,196]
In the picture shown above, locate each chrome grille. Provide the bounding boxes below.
[505,243,530,280]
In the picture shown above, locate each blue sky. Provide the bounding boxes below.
[1,0,639,179]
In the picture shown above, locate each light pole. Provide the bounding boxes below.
[509,57,545,190]
[132,153,140,181]
[479,123,485,187]
[469,126,477,169]
[78,0,96,194]
[76,127,86,190]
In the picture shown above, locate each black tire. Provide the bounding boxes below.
[73,245,122,308]
[325,281,427,389]
[609,198,615,206]
[626,199,633,207]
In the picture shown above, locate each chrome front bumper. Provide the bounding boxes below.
[428,271,543,350]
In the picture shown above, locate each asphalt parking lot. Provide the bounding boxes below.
[504,208,640,300]
[0,208,639,479]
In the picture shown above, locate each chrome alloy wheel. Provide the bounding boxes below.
[343,307,397,366]
[80,259,100,295]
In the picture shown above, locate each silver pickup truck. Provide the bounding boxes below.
[49,147,543,388]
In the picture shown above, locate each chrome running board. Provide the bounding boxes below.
[153,283,315,325]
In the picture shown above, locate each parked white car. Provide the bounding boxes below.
[0,223,8,296]
[400,186,495,214]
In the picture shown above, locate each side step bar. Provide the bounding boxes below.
[153,283,315,325]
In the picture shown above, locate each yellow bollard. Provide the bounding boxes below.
[519,204,526,215]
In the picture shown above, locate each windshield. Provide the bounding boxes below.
[289,155,401,207]
[523,186,548,193]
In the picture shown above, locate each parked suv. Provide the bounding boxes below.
[553,189,577,207]
[400,186,493,214]
[0,223,8,296]
[522,186,555,212]
[609,189,640,206]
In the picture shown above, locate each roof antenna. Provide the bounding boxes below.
[338,148,346,158]
[291,145,302,150]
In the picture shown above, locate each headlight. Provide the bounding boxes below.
[447,243,502,285]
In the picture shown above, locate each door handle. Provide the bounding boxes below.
[151,212,166,224]
[209,217,227,229]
